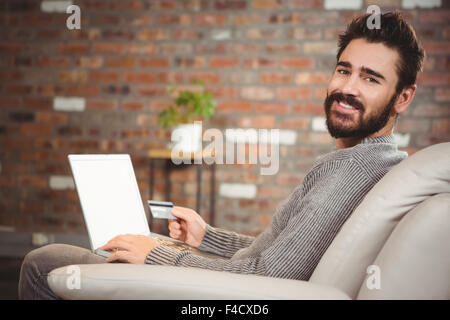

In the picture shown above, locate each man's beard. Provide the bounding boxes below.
[324,91,398,139]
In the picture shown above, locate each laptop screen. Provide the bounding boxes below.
[68,154,150,250]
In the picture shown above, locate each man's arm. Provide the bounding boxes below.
[194,183,305,258]
[146,160,375,280]
[197,225,255,258]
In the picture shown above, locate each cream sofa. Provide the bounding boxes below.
[47,142,450,300]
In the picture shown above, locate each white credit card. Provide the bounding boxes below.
[148,200,176,219]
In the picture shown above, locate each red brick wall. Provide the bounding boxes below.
[0,0,449,236]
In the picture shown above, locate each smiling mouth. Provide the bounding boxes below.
[338,100,358,110]
[334,100,359,115]
[325,92,364,117]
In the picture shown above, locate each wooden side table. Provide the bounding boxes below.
[148,149,216,228]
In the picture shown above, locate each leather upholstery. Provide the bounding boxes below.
[48,264,351,300]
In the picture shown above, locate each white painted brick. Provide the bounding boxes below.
[219,183,257,199]
[393,132,410,148]
[324,0,362,9]
[41,0,73,13]
[32,233,55,246]
[212,30,231,41]
[53,96,85,112]
[402,0,441,9]
[0,225,15,232]
[277,130,297,145]
[49,175,75,190]
[312,117,327,132]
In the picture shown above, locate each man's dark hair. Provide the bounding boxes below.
[337,11,425,94]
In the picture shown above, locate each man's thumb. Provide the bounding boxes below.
[171,206,188,220]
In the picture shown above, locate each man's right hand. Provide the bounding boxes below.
[168,206,207,248]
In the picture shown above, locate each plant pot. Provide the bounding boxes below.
[170,122,202,153]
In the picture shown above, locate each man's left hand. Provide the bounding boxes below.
[100,234,160,264]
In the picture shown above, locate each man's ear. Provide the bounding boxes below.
[394,84,416,114]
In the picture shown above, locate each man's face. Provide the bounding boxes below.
[325,38,400,139]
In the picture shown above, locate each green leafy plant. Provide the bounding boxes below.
[157,80,216,129]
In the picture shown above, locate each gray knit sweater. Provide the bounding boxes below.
[145,134,407,281]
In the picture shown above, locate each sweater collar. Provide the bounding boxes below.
[312,134,398,167]
[360,134,395,145]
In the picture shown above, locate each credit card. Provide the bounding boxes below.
[94,248,112,258]
[147,200,176,219]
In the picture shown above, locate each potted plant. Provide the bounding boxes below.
[157,80,216,153]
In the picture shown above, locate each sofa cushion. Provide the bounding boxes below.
[309,142,450,298]
[48,264,351,300]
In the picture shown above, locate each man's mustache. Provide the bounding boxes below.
[326,92,365,111]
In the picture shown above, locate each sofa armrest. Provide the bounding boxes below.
[48,264,350,300]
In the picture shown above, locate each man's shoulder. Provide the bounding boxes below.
[351,141,408,165]
[313,140,406,165]
[310,140,408,182]
[350,142,408,181]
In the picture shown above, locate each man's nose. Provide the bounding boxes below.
[341,74,360,97]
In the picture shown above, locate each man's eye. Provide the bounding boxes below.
[337,69,349,75]
[365,77,379,84]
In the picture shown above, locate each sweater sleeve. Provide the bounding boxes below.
[196,224,255,258]
[195,183,303,258]
[145,159,376,280]
[145,244,267,275]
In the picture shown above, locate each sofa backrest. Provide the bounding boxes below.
[309,142,450,298]
[357,193,450,299]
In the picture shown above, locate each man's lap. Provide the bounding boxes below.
[24,243,106,272]
[19,243,106,299]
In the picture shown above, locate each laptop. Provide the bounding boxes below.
[68,154,220,259]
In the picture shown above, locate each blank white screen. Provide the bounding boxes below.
[69,155,150,250]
